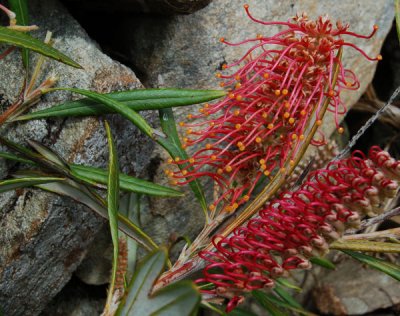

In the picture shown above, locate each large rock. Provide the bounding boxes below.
[312,257,400,315]
[0,0,155,315]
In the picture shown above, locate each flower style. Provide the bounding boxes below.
[167,5,381,213]
[197,147,400,310]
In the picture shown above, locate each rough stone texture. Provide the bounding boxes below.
[0,0,154,315]
[62,0,212,14]
[312,258,400,315]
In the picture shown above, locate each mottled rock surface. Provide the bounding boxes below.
[312,258,400,315]
[0,0,152,315]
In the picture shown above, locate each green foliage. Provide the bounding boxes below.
[8,0,30,68]
[16,88,225,121]
[0,176,63,193]
[104,120,121,312]
[309,257,336,270]
[116,249,201,316]
[158,108,208,216]
[0,25,81,68]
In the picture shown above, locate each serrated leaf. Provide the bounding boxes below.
[0,176,62,193]
[0,25,81,68]
[310,257,336,270]
[70,164,183,198]
[104,121,120,313]
[158,108,208,217]
[342,250,400,281]
[116,249,200,316]
[49,88,154,138]
[16,89,225,121]
[8,0,29,68]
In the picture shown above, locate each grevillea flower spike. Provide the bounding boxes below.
[167,5,381,214]
[198,147,400,311]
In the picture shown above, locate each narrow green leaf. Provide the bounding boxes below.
[16,89,225,121]
[276,278,302,292]
[8,0,30,68]
[158,108,208,217]
[34,178,157,252]
[105,120,120,312]
[253,290,315,316]
[119,193,141,278]
[0,150,35,164]
[0,25,81,68]
[27,139,70,169]
[332,240,400,253]
[0,176,62,193]
[396,0,400,42]
[116,249,200,316]
[0,149,183,197]
[274,286,303,310]
[70,164,183,198]
[252,291,287,316]
[47,88,154,138]
[229,308,258,316]
[343,250,400,281]
[310,257,336,270]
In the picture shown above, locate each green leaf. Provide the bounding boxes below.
[0,149,183,198]
[332,240,400,253]
[34,177,157,252]
[0,25,81,68]
[158,108,208,217]
[396,0,400,42]
[27,139,70,169]
[104,120,120,312]
[342,250,400,281]
[8,0,30,68]
[70,164,183,198]
[116,249,200,316]
[16,89,225,121]
[252,291,287,316]
[276,278,302,292]
[0,150,35,165]
[229,308,258,316]
[47,88,154,138]
[253,290,315,316]
[310,257,336,270]
[0,176,63,193]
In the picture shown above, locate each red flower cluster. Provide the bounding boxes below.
[197,147,400,308]
[167,5,381,213]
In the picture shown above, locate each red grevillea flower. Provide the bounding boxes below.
[197,147,400,310]
[167,5,381,213]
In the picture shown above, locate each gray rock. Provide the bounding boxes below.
[0,0,153,315]
[312,258,400,315]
